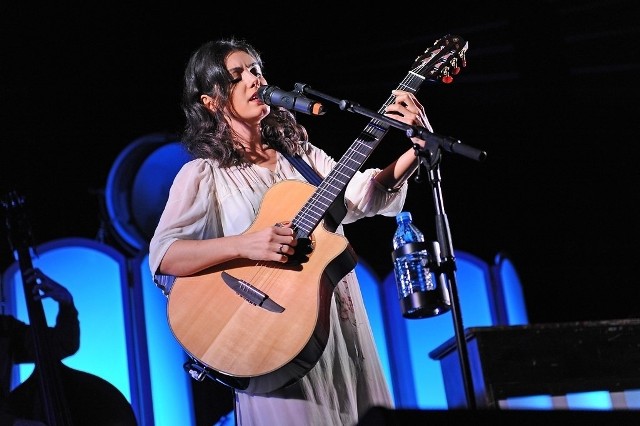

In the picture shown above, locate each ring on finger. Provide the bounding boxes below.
[279,244,285,254]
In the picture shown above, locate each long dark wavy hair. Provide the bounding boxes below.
[181,38,307,167]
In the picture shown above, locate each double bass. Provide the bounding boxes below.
[2,191,138,426]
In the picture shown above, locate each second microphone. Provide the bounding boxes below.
[257,85,325,116]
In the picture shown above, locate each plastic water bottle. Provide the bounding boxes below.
[391,211,450,318]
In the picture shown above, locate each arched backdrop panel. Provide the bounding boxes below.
[133,251,196,426]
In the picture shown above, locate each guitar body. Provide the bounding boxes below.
[167,180,357,394]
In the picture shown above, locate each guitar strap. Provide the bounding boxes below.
[282,153,322,186]
[282,152,346,229]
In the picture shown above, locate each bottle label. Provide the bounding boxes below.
[393,252,435,298]
[391,241,429,261]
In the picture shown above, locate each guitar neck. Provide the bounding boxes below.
[17,248,51,353]
[4,190,73,426]
[292,38,461,238]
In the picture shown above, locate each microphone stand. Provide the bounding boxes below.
[413,147,478,410]
[298,83,486,409]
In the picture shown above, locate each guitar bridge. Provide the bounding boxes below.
[221,271,285,313]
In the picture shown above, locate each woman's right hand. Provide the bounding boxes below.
[240,222,297,263]
[160,222,299,276]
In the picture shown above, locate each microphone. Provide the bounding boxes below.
[257,85,325,116]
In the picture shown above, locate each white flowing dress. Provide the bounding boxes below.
[149,142,407,426]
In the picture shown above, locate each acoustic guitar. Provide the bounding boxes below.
[166,34,469,394]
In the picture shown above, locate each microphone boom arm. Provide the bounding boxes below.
[294,83,486,162]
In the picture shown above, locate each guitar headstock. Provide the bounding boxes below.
[1,190,35,257]
[411,34,468,84]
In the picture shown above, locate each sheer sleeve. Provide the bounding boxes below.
[148,158,220,277]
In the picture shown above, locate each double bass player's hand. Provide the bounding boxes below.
[24,268,74,307]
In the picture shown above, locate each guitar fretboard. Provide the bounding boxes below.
[291,35,467,239]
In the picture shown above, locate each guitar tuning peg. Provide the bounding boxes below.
[460,54,467,68]
[440,67,454,84]
[448,57,461,75]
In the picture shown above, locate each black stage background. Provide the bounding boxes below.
[2,2,638,331]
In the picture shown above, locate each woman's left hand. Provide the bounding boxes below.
[384,90,432,147]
